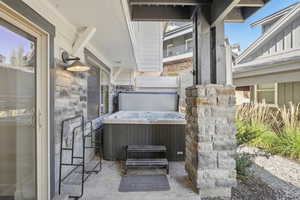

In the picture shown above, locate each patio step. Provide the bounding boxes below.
[125,158,169,174]
[127,145,167,153]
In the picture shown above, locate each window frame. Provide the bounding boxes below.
[0,4,50,199]
[85,49,111,117]
[185,38,193,52]
[166,44,174,57]
[254,83,278,105]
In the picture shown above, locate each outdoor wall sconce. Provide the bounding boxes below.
[62,51,90,72]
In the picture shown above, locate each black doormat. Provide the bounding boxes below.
[119,175,170,192]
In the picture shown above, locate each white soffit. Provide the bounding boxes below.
[49,0,137,68]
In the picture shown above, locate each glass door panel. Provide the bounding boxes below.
[100,70,110,115]
[0,19,36,200]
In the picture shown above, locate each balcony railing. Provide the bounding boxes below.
[163,44,193,58]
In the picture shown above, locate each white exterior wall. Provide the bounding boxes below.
[135,76,178,92]
[112,67,135,86]
[133,22,163,72]
[239,12,300,64]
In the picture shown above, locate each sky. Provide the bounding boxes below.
[225,0,300,51]
[0,25,33,64]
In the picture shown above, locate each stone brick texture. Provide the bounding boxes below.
[162,58,192,76]
[54,59,114,193]
[54,60,89,192]
[185,84,237,199]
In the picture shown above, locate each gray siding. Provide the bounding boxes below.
[241,15,300,64]
[278,81,300,105]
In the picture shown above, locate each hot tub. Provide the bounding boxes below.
[103,111,186,161]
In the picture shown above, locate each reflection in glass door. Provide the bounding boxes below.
[0,19,36,200]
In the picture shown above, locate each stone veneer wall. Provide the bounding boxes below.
[185,84,237,199]
[54,60,88,192]
[162,58,192,76]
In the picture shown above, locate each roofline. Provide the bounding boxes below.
[234,49,300,74]
[164,23,193,37]
[163,27,192,41]
[236,3,300,64]
[251,2,299,27]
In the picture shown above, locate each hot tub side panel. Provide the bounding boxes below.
[103,124,185,161]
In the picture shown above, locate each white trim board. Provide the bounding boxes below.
[234,70,300,86]
[251,3,298,27]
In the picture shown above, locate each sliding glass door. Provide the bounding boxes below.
[0,17,37,200]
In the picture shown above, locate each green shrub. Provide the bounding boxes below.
[236,121,273,146]
[249,129,280,152]
[236,103,300,161]
[236,154,252,178]
[236,121,256,145]
[275,130,300,160]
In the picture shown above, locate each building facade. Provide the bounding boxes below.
[234,3,300,106]
[162,22,193,76]
[0,0,269,199]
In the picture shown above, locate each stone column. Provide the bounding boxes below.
[185,84,237,199]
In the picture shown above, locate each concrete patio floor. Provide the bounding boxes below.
[80,161,200,200]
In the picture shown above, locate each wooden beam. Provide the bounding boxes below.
[129,0,210,6]
[211,0,240,27]
[192,10,198,84]
[72,26,96,56]
[129,0,268,23]
[113,67,123,81]
[242,7,262,19]
[215,22,226,84]
[224,4,264,23]
[224,8,244,23]
[237,0,264,7]
[131,5,193,21]
[193,6,213,84]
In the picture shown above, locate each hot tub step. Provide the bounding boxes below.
[127,145,167,153]
[125,158,169,174]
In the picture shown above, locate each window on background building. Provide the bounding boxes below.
[256,84,276,104]
[100,69,110,114]
[166,44,174,57]
[185,38,193,52]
